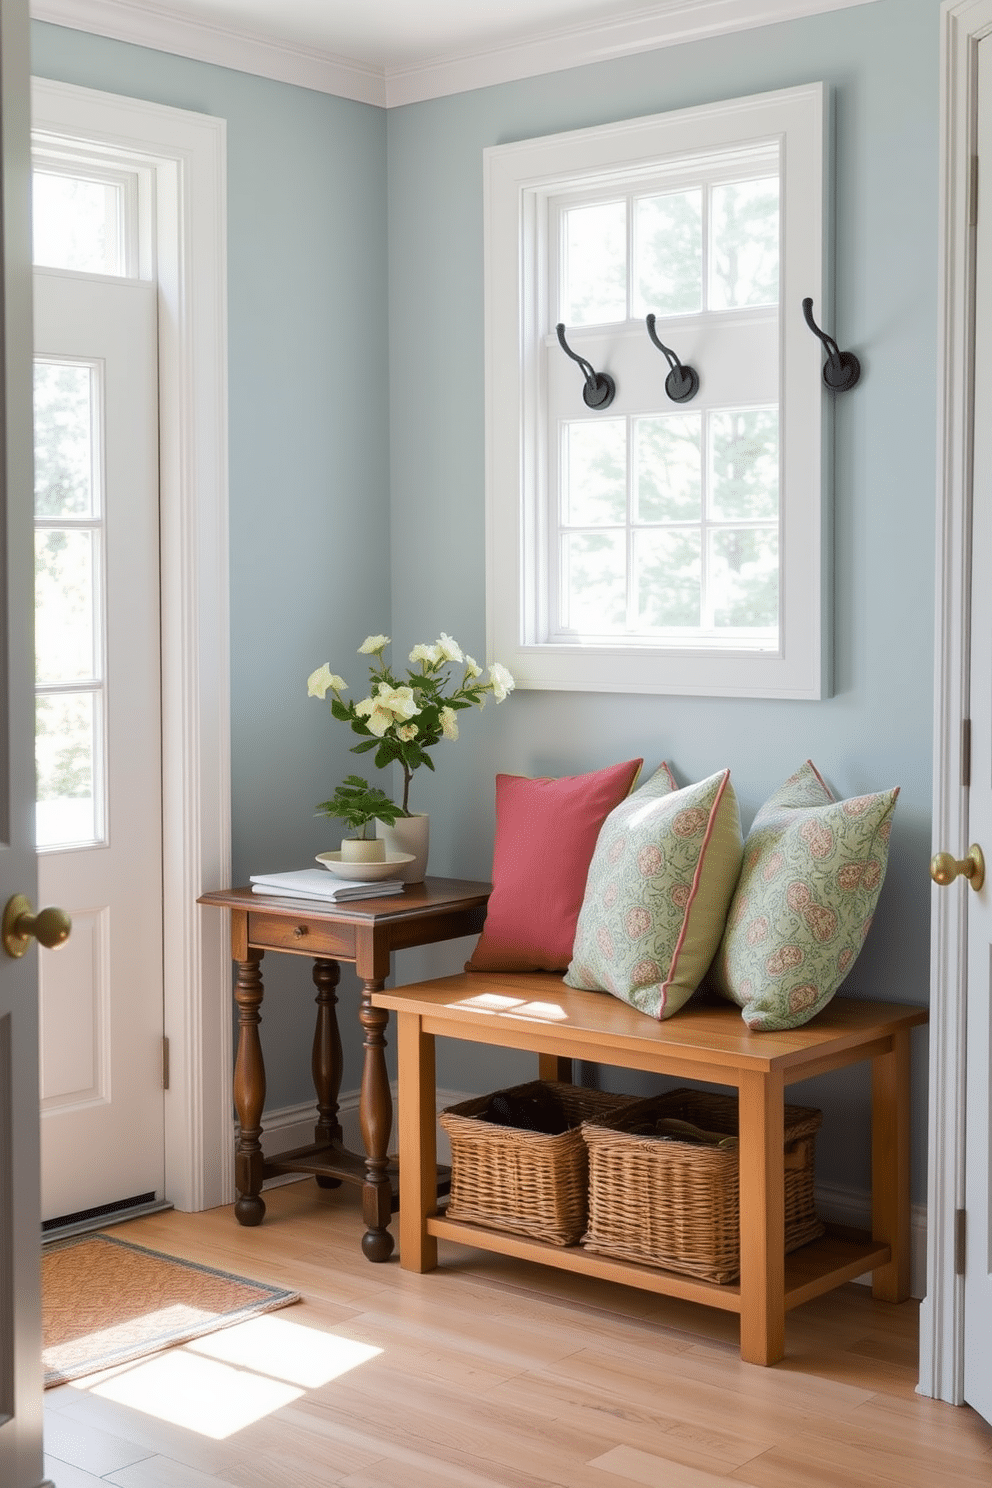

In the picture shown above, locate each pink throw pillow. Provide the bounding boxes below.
[466,758,646,972]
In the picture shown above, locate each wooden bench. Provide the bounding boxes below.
[371,971,927,1366]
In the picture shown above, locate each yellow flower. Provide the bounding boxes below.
[489,662,515,702]
[307,663,346,699]
[409,642,441,665]
[464,654,482,679]
[355,683,421,737]
[437,632,464,664]
[358,634,390,655]
[439,706,459,740]
[396,723,419,741]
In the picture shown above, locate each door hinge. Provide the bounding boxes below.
[963,717,972,788]
[955,1206,966,1275]
[970,154,979,227]
[162,1035,170,1091]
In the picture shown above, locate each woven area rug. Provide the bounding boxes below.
[42,1232,299,1387]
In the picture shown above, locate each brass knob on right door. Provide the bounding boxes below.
[930,844,986,892]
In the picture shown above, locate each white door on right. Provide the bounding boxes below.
[964,33,992,1430]
[33,237,166,1222]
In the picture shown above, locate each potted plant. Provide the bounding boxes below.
[308,632,515,880]
[316,774,406,862]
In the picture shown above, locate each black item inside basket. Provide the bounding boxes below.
[483,1085,572,1135]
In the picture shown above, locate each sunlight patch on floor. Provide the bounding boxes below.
[71,1316,383,1439]
[186,1313,382,1387]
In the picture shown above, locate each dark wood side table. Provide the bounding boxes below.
[198,878,490,1262]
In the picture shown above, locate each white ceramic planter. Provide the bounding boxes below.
[340,837,387,864]
[376,813,429,883]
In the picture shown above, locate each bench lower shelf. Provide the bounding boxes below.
[427,1215,890,1315]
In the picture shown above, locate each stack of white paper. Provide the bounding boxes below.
[249,869,404,902]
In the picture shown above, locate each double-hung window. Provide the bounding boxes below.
[484,84,831,698]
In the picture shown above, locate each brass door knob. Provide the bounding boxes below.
[2,894,71,959]
[930,844,986,892]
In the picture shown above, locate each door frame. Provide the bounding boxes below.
[922,0,992,1404]
[30,78,234,1215]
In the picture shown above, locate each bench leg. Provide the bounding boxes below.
[871,1027,911,1302]
[397,1011,438,1273]
[738,1069,786,1365]
[538,1054,572,1083]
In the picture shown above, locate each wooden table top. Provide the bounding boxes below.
[199,877,492,924]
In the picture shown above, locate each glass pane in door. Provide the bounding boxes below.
[35,692,100,849]
[33,357,105,849]
[35,529,99,683]
[34,361,97,516]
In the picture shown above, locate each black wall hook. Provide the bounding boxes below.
[555,324,616,409]
[802,298,861,392]
[645,315,699,403]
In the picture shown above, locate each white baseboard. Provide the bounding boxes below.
[815,1180,928,1301]
[244,1091,928,1300]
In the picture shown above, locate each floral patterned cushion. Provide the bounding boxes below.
[708,760,899,1031]
[565,768,743,1021]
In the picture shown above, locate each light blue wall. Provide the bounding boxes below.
[385,0,938,1199]
[33,0,938,1202]
[31,21,391,1104]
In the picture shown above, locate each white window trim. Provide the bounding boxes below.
[31,77,233,1213]
[485,82,833,699]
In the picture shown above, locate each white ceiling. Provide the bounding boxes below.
[31,0,879,106]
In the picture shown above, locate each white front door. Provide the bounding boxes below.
[0,2,47,1481]
[963,34,992,1428]
[33,267,165,1222]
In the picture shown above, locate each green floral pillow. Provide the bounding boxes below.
[565,767,743,1021]
[708,760,898,1031]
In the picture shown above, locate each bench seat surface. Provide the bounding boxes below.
[372,971,927,1077]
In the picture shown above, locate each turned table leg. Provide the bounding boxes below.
[233,950,267,1226]
[359,976,394,1262]
[312,958,343,1187]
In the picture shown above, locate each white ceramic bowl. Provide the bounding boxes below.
[315,851,415,882]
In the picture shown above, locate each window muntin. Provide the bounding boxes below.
[555,404,779,644]
[549,151,781,651]
[557,166,779,329]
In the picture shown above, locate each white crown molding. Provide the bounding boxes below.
[32,0,879,107]
[31,0,387,107]
[384,0,880,107]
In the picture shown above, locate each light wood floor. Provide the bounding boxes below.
[44,1180,992,1488]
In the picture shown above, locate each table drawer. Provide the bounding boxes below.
[247,911,357,959]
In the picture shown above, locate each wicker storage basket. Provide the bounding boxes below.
[581,1087,825,1283]
[440,1081,635,1246]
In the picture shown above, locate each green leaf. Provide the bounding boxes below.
[351,738,378,754]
